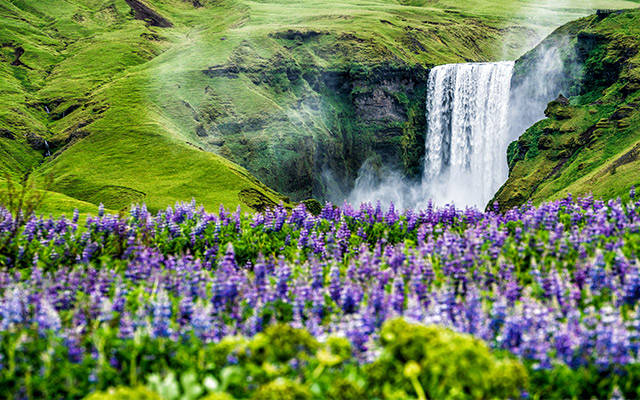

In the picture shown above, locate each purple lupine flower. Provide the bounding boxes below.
[36,299,62,335]
[81,241,99,264]
[243,312,263,337]
[151,290,172,338]
[297,228,309,249]
[178,295,194,327]
[65,334,85,363]
[622,268,640,306]
[505,277,521,306]
[310,258,324,290]
[293,283,309,319]
[340,281,363,314]
[118,312,135,340]
[385,202,398,226]
[275,256,291,299]
[112,286,127,313]
[220,243,237,271]
[191,302,212,342]
[0,286,26,331]
[329,264,342,303]
[273,203,288,232]
[336,222,351,256]
[0,191,638,376]
[391,276,405,314]
[311,290,325,319]
[254,254,267,292]
[489,298,507,334]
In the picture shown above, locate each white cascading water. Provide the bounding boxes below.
[347,61,515,209]
[424,61,514,207]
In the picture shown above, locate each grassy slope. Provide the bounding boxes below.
[1,0,639,213]
[0,0,287,213]
[493,9,640,208]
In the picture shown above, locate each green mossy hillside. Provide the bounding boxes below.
[1,0,639,212]
[0,0,289,213]
[493,9,640,210]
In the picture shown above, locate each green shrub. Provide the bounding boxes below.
[326,378,366,400]
[83,386,161,400]
[263,324,318,363]
[201,393,235,400]
[251,378,310,400]
[368,319,528,400]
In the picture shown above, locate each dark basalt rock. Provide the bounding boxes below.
[576,31,608,59]
[200,55,429,201]
[301,199,322,215]
[537,135,553,150]
[25,132,46,150]
[555,94,570,106]
[52,102,83,121]
[185,0,202,7]
[0,129,15,140]
[203,64,240,79]
[544,99,573,120]
[270,30,329,42]
[354,88,407,121]
[610,105,635,120]
[10,46,30,69]
[1,43,32,69]
[196,124,207,137]
[124,0,172,28]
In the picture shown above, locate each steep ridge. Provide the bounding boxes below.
[492,9,640,210]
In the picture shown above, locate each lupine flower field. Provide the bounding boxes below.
[1,191,640,399]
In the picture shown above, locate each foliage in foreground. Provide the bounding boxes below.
[67,320,526,400]
[0,191,640,398]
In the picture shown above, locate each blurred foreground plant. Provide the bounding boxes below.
[366,318,528,399]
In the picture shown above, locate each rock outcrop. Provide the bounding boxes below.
[124,0,172,27]
[198,57,429,201]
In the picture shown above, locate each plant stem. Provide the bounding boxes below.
[410,375,427,400]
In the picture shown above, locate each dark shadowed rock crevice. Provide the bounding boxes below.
[2,43,32,69]
[124,0,172,27]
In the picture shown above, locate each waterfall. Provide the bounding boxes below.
[424,61,514,207]
[348,61,515,210]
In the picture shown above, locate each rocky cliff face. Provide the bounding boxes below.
[195,52,429,202]
[492,10,640,210]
